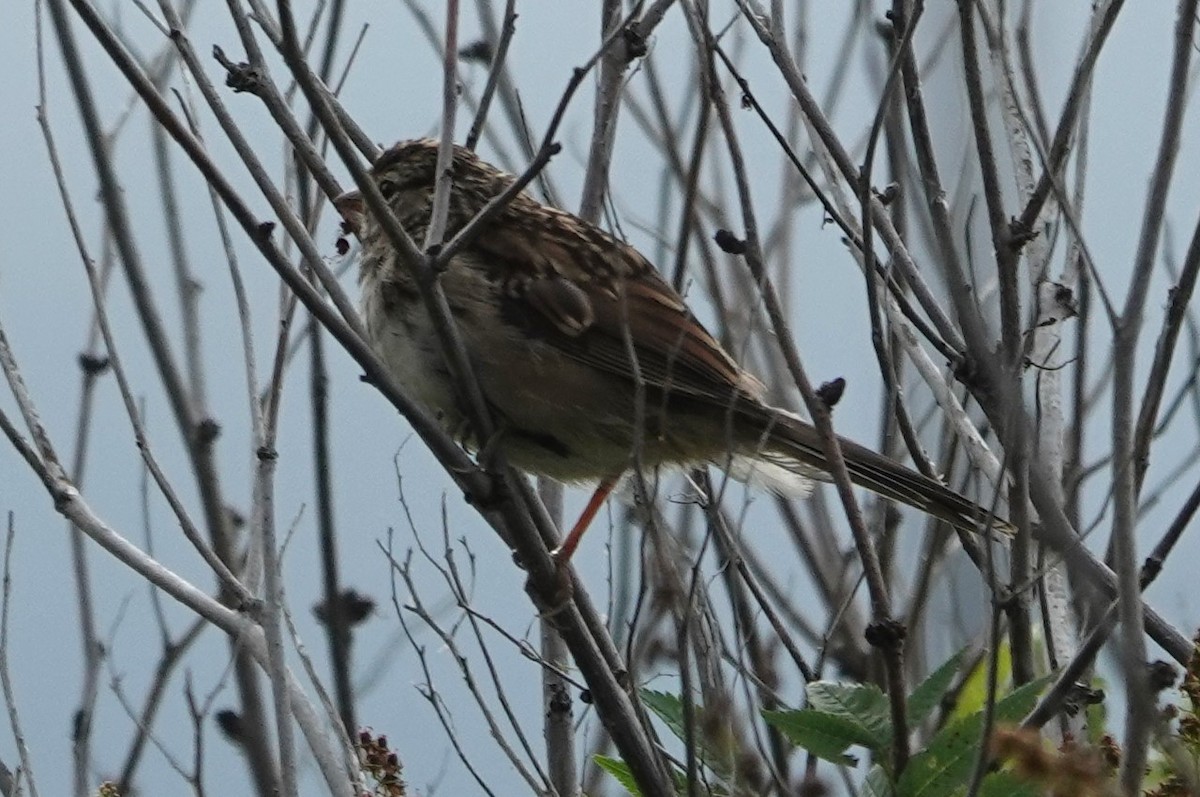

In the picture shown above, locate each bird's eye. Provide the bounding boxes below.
[378,178,398,198]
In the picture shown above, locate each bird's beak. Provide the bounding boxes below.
[333,189,365,233]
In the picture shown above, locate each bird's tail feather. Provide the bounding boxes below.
[726,406,1012,536]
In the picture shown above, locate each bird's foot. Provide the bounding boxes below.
[526,550,574,616]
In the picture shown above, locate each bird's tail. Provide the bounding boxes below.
[723,405,1012,536]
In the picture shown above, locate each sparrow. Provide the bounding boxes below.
[335,139,1006,563]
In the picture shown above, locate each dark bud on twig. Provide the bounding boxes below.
[256,220,276,239]
[1147,660,1177,692]
[1053,282,1078,318]
[741,93,752,109]
[458,39,492,64]
[225,505,245,529]
[1006,217,1039,251]
[622,25,648,59]
[1062,682,1105,715]
[578,689,593,704]
[313,588,376,628]
[216,709,244,742]
[882,6,908,34]
[864,618,906,649]
[195,417,222,445]
[952,353,993,394]
[876,182,900,205]
[212,45,265,95]
[547,682,572,714]
[713,228,748,255]
[1078,683,1105,705]
[78,352,110,375]
[816,377,846,408]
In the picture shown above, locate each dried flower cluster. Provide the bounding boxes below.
[357,729,406,797]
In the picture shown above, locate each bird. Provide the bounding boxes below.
[334,138,1007,565]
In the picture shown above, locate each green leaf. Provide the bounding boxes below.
[805,681,891,750]
[897,674,1054,797]
[862,764,895,797]
[596,750,735,797]
[907,651,964,727]
[991,673,1055,724]
[641,690,688,742]
[978,770,1041,797]
[953,647,1012,721]
[594,755,642,796]
[762,708,879,764]
[640,690,737,780]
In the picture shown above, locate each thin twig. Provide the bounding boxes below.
[0,515,41,797]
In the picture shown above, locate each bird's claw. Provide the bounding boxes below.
[527,550,574,616]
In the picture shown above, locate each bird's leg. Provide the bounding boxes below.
[551,475,619,566]
[532,476,618,614]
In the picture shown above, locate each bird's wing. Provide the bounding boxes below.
[475,207,764,405]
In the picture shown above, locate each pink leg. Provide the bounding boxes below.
[552,475,619,565]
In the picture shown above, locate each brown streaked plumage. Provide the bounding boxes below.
[336,139,1008,561]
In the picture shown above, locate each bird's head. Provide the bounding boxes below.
[334,138,508,238]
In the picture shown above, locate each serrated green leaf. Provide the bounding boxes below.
[863,764,895,797]
[641,690,687,741]
[897,673,1054,797]
[805,681,891,750]
[953,647,1012,721]
[908,650,964,727]
[762,708,878,764]
[594,755,642,796]
[992,673,1056,723]
[640,689,738,781]
[895,710,981,797]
